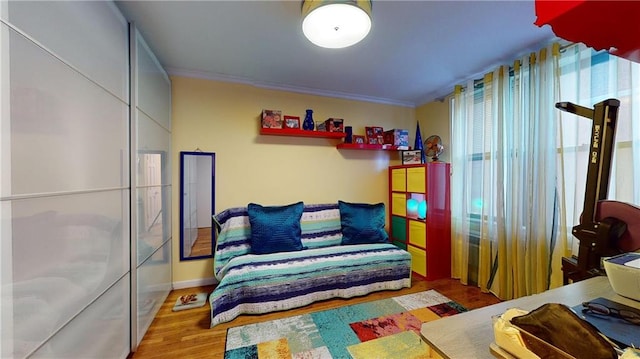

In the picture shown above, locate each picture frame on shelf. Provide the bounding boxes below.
[283,115,300,129]
[325,118,344,132]
[402,150,423,165]
[261,109,283,129]
[367,136,381,145]
[365,126,384,145]
[353,135,366,144]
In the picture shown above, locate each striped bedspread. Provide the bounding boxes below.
[209,203,412,328]
[209,243,411,327]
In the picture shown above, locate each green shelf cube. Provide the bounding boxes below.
[391,215,407,241]
[392,240,407,250]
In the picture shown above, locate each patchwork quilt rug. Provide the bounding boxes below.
[224,290,467,359]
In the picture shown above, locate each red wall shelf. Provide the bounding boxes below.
[260,127,346,139]
[336,143,411,151]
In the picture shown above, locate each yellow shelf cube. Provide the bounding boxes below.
[408,245,427,277]
[391,193,407,216]
[391,168,406,192]
[407,167,426,193]
[408,220,426,248]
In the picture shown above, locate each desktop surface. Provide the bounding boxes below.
[420,276,640,359]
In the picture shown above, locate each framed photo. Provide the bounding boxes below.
[353,135,366,144]
[261,109,283,129]
[283,115,300,129]
[367,136,381,145]
[365,126,384,145]
[402,150,423,165]
[325,118,344,132]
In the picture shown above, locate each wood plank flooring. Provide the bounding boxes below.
[129,277,501,359]
[189,227,212,257]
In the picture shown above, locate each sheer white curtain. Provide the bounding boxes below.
[451,44,560,300]
[557,44,640,259]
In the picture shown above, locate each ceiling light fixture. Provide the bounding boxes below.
[302,0,372,49]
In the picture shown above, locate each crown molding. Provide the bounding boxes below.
[166,67,416,108]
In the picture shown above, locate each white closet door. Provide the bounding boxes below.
[131,27,172,347]
[1,1,130,358]
[5,1,129,102]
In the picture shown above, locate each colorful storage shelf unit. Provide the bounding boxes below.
[388,163,451,280]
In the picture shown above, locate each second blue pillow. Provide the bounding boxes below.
[338,200,389,245]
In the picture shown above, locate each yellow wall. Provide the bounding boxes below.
[171,76,417,284]
[169,76,566,289]
[416,99,450,163]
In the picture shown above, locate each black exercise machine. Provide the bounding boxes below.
[556,99,640,284]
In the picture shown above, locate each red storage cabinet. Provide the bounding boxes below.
[388,163,451,280]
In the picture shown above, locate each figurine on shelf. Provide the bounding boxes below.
[303,109,315,131]
[345,126,353,143]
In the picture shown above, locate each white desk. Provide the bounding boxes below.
[420,276,640,358]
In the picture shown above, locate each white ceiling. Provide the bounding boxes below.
[115,0,557,107]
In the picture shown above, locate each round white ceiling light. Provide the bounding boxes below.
[302,1,372,49]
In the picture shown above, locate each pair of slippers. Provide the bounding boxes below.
[172,292,207,311]
[179,293,198,305]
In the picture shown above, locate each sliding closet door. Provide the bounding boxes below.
[130,26,172,348]
[0,1,130,358]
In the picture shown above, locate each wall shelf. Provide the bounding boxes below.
[336,143,411,151]
[260,127,346,139]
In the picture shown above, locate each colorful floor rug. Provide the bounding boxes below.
[224,290,467,359]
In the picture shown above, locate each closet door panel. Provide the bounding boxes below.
[6,0,129,101]
[135,111,171,265]
[30,275,130,359]
[136,32,171,129]
[132,25,172,349]
[7,27,128,197]
[136,240,171,345]
[136,110,171,186]
[136,183,171,265]
[2,2,131,358]
[7,190,129,357]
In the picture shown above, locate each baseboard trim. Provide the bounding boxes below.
[172,277,218,290]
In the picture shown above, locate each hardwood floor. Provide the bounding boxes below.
[189,227,212,257]
[130,277,501,359]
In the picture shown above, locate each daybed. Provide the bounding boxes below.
[209,201,412,328]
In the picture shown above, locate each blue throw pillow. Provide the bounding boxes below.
[338,200,389,245]
[248,202,304,254]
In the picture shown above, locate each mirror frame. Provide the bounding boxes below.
[179,151,215,261]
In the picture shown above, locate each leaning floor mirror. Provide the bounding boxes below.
[179,151,215,260]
